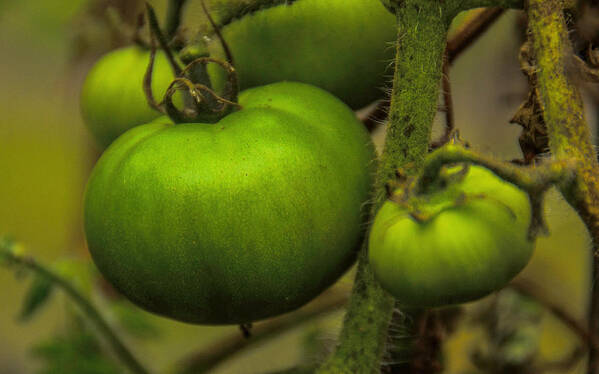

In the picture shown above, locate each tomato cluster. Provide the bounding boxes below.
[80,1,535,325]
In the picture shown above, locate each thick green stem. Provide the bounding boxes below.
[0,245,149,374]
[316,3,450,373]
[526,0,599,372]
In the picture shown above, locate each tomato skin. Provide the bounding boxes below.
[84,82,375,324]
[368,165,534,307]
[210,0,396,109]
[80,47,174,148]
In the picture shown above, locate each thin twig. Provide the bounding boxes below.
[511,280,599,353]
[201,0,234,64]
[447,8,505,63]
[526,0,599,371]
[165,0,188,40]
[177,289,348,374]
[431,50,455,148]
[0,246,150,374]
[143,42,163,111]
[145,2,182,76]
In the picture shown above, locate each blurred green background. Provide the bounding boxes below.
[0,1,593,373]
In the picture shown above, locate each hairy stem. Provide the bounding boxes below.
[526,0,599,372]
[317,2,450,372]
[0,246,149,374]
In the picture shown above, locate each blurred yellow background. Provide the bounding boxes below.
[0,1,593,373]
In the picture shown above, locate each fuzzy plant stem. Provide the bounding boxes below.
[526,0,599,372]
[316,3,450,373]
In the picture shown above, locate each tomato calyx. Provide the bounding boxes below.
[389,164,517,223]
[143,2,241,125]
[163,57,241,124]
[399,143,579,239]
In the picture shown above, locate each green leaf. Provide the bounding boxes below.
[111,301,161,339]
[31,330,122,374]
[19,274,54,322]
[0,236,21,266]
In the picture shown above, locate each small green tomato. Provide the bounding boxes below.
[80,46,174,148]
[368,165,534,307]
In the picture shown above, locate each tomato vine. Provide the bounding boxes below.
[2,0,599,373]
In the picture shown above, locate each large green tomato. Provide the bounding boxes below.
[369,165,534,307]
[209,0,397,109]
[80,46,174,148]
[84,82,375,324]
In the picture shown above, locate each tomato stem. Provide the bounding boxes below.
[414,144,578,238]
[525,0,599,370]
[316,0,557,370]
[146,3,183,76]
[165,0,188,41]
[0,240,150,374]
[317,1,452,372]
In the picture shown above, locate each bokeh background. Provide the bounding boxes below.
[0,1,594,373]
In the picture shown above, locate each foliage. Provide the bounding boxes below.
[31,330,121,374]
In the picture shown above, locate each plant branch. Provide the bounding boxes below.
[316,1,452,372]
[511,280,599,353]
[201,0,234,64]
[210,0,299,26]
[446,8,505,63]
[414,144,577,238]
[526,0,599,372]
[177,289,348,374]
[446,0,522,16]
[0,242,149,374]
[416,144,576,194]
[362,8,505,137]
[146,2,183,76]
[432,51,455,148]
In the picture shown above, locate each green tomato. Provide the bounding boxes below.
[84,82,375,324]
[368,164,534,307]
[209,0,396,109]
[80,46,174,148]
